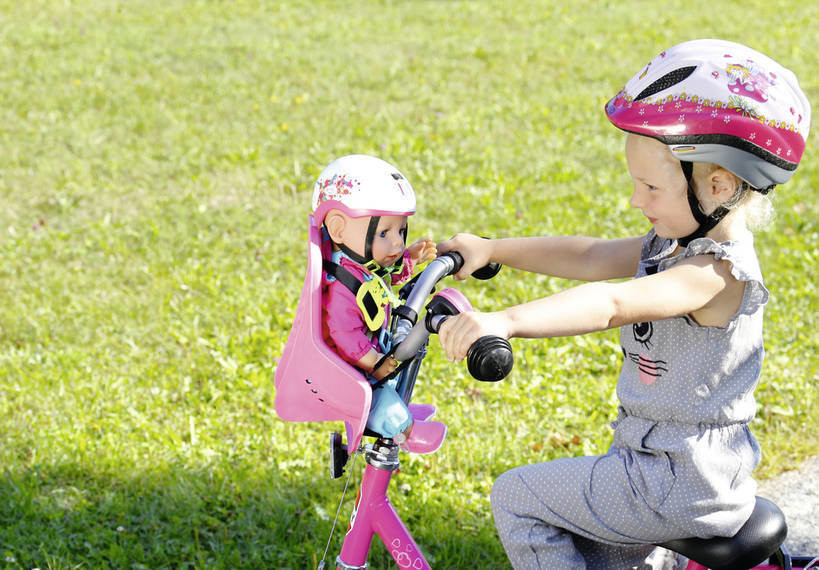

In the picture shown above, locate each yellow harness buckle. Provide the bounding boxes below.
[356,277,388,331]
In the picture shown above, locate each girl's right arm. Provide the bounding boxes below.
[437,233,644,282]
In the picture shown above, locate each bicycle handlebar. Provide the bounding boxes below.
[392,252,513,382]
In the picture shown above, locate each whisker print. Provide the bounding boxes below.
[626,351,668,380]
[638,363,668,376]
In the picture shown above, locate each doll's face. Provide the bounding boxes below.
[331,213,408,267]
[369,215,409,267]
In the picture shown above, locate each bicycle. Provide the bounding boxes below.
[274,215,817,570]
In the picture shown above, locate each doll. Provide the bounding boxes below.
[313,154,446,454]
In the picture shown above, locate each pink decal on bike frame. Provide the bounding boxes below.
[274,215,371,452]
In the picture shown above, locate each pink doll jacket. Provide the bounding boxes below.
[322,250,414,366]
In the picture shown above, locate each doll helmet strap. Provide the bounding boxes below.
[605,38,811,191]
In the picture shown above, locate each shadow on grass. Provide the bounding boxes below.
[0,456,504,569]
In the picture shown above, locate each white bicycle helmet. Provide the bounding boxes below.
[312,154,416,267]
[606,39,810,243]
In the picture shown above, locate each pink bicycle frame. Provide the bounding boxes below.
[336,441,430,570]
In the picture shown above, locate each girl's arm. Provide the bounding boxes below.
[437,233,644,282]
[438,253,744,361]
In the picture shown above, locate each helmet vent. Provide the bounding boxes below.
[634,66,697,101]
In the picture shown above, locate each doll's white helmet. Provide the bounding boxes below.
[312,154,416,226]
[605,38,810,192]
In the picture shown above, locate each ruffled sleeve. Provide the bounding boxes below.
[662,235,769,316]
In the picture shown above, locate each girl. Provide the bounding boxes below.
[437,39,810,568]
[313,154,446,454]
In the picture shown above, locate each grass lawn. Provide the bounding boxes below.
[1,1,816,568]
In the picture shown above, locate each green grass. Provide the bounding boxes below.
[1,0,817,567]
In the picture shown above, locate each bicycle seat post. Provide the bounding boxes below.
[366,438,400,472]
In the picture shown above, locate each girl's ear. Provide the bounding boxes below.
[709,168,742,204]
[324,210,348,244]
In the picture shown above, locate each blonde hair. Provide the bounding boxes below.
[700,163,774,231]
[736,188,774,231]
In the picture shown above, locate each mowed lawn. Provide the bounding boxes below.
[1,1,816,568]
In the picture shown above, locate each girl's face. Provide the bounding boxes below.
[625,134,699,239]
[340,214,408,267]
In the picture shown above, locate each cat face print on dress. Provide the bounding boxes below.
[623,321,668,385]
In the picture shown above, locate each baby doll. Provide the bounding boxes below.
[312,154,446,454]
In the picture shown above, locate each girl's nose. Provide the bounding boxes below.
[629,187,643,208]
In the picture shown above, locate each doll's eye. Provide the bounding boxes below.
[379,230,388,238]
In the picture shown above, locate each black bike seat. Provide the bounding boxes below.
[659,496,787,570]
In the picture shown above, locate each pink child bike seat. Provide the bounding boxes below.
[274,215,372,452]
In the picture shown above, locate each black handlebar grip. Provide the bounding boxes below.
[470,237,502,280]
[444,251,464,275]
[466,336,514,382]
[471,262,502,280]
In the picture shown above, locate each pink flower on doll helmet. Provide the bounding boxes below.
[312,154,416,226]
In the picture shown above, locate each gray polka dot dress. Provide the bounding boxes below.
[491,230,769,569]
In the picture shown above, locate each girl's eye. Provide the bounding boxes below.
[379,231,388,238]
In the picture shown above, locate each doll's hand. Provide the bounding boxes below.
[372,354,399,380]
[407,238,437,266]
[436,233,492,280]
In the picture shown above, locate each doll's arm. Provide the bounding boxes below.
[392,238,437,284]
[325,282,377,364]
[325,282,400,379]
[355,349,398,380]
[407,238,437,265]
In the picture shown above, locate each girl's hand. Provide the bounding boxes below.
[436,233,493,280]
[407,238,437,265]
[438,311,510,362]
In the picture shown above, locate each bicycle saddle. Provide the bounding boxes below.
[274,215,371,452]
[660,496,787,570]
